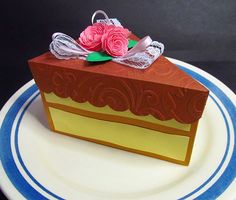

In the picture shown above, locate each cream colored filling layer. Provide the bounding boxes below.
[49,107,189,161]
[44,92,191,132]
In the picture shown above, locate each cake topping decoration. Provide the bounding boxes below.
[49,10,164,69]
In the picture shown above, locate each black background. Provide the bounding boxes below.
[1,0,236,199]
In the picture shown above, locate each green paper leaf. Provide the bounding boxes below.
[86,52,112,62]
[128,40,138,48]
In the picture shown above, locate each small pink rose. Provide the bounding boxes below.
[102,26,130,57]
[79,23,107,51]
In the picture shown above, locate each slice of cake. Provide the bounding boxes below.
[28,48,208,165]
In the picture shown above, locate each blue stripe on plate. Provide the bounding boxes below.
[178,95,230,199]
[178,66,236,199]
[0,64,235,199]
[14,91,64,200]
[0,84,64,200]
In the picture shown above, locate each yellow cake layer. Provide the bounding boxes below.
[44,92,191,132]
[49,107,190,161]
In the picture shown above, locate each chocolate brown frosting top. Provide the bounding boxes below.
[29,47,209,124]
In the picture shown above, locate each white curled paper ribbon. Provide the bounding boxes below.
[49,32,91,60]
[49,10,164,69]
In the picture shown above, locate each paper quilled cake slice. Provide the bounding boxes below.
[28,41,209,166]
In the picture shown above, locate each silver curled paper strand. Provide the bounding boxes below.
[92,10,123,27]
[49,10,164,69]
[91,10,112,25]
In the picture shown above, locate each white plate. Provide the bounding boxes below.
[0,58,236,200]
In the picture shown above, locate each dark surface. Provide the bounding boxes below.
[1,0,236,199]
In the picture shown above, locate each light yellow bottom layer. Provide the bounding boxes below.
[49,107,190,161]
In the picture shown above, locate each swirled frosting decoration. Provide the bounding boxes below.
[29,53,209,124]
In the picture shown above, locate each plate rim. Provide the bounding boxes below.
[0,58,236,200]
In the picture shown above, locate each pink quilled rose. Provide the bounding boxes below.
[102,26,130,57]
[79,23,107,51]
